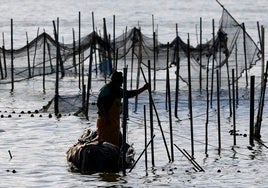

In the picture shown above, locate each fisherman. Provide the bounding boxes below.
[96,70,149,147]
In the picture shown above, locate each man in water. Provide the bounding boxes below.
[96,71,149,147]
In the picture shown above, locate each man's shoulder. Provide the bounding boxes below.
[99,84,111,97]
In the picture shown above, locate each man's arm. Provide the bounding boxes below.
[126,83,150,98]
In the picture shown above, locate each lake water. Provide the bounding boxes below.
[1,0,268,187]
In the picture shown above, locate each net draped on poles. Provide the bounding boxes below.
[0,8,261,93]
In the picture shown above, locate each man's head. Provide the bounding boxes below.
[111,71,123,86]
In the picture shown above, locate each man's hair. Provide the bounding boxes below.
[111,71,123,84]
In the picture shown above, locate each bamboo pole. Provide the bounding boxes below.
[205,57,209,154]
[242,23,248,87]
[46,41,53,73]
[216,70,221,152]
[85,46,93,120]
[210,19,215,108]
[91,12,98,75]
[141,66,171,162]
[122,67,128,175]
[129,135,155,173]
[134,28,142,112]
[0,52,2,79]
[174,23,180,119]
[72,28,77,74]
[232,69,236,146]
[43,32,46,92]
[2,33,7,79]
[199,17,202,92]
[249,76,255,146]
[147,61,154,166]
[78,12,81,89]
[26,32,31,78]
[255,60,268,139]
[32,27,39,77]
[53,18,59,115]
[187,34,194,157]
[144,105,148,175]
[113,15,116,70]
[174,144,205,172]
[10,19,14,91]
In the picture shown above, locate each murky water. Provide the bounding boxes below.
[1,0,268,187]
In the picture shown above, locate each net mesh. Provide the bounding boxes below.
[0,8,262,93]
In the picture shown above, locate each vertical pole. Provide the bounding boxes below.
[249,76,255,146]
[26,32,31,78]
[78,11,81,89]
[174,23,180,119]
[152,16,156,91]
[11,19,14,92]
[113,15,116,70]
[199,17,202,92]
[153,31,156,91]
[210,19,215,108]
[2,33,7,78]
[86,46,93,120]
[72,28,77,74]
[187,34,194,157]
[232,69,236,146]
[92,12,98,75]
[144,105,148,175]
[32,28,40,77]
[205,57,209,154]
[122,67,128,175]
[216,70,221,152]
[0,51,2,79]
[43,32,46,92]
[53,18,59,115]
[148,60,155,166]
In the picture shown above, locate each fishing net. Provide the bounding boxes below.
[0,8,262,94]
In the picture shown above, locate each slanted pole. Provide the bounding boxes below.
[242,23,249,87]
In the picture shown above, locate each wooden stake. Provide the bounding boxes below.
[174,23,180,119]
[232,69,236,146]
[187,34,194,157]
[10,19,14,92]
[43,32,46,92]
[26,32,31,78]
[249,76,255,146]
[216,70,221,152]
